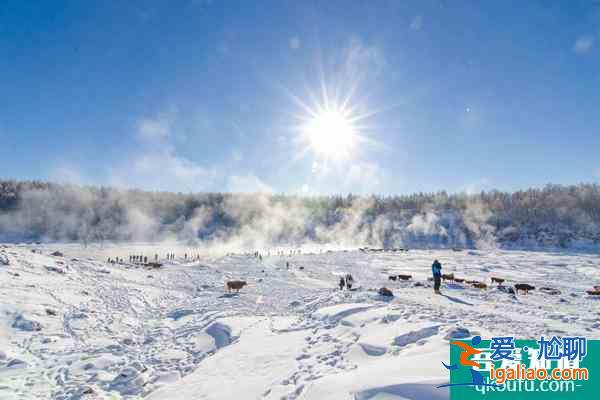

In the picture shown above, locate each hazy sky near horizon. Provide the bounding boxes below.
[1,0,599,195]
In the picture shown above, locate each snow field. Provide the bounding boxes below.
[1,243,598,399]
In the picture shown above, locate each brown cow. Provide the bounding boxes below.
[453,278,465,283]
[472,282,488,289]
[514,283,535,294]
[226,280,247,292]
[491,277,505,285]
[441,273,455,282]
[397,274,412,281]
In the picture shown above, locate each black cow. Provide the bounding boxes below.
[514,283,535,294]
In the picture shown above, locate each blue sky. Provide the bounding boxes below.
[1,0,599,195]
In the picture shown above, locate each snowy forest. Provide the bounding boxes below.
[1,180,600,250]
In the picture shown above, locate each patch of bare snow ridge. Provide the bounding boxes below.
[0,243,599,399]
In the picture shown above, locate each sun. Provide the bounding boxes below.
[302,108,358,161]
[289,82,376,164]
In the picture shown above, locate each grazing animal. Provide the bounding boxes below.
[514,283,535,294]
[397,274,412,281]
[226,280,247,293]
[453,278,465,283]
[465,280,480,285]
[441,273,455,281]
[378,287,393,297]
[388,275,397,281]
[491,277,505,284]
[472,282,487,289]
[586,289,600,296]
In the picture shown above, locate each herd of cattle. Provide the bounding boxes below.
[224,267,599,297]
[226,263,600,297]
[387,272,600,296]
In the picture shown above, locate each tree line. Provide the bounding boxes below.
[1,180,599,249]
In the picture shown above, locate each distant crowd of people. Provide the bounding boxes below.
[106,252,203,265]
[227,249,304,259]
[107,247,311,266]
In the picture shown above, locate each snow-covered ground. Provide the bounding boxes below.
[1,243,599,399]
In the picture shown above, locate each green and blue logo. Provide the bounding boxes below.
[444,336,599,399]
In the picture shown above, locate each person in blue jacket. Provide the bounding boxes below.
[432,259,442,294]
